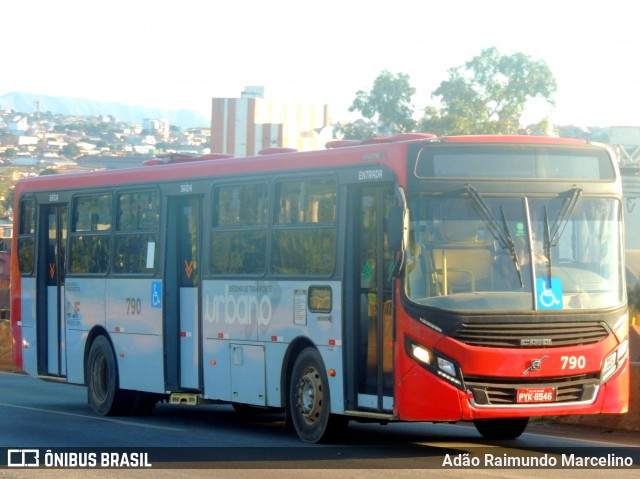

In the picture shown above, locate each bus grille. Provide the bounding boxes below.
[464,374,600,406]
[452,321,609,348]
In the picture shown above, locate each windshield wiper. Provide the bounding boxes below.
[542,187,582,278]
[543,206,552,281]
[462,185,524,288]
[500,206,524,288]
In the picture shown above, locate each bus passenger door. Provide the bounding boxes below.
[346,185,395,412]
[165,196,202,391]
[37,204,67,377]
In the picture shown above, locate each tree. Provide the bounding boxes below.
[0,172,15,215]
[342,70,416,138]
[62,143,81,159]
[420,47,557,135]
[3,185,14,215]
[3,148,17,159]
[334,119,377,140]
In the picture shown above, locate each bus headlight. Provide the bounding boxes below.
[437,357,457,377]
[410,344,432,364]
[406,337,464,389]
[601,339,628,382]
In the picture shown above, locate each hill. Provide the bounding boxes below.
[0,92,209,129]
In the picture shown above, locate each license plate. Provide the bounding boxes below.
[516,387,555,403]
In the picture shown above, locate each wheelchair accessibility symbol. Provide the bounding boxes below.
[151,281,162,308]
[536,278,563,310]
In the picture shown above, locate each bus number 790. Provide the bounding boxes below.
[560,355,586,370]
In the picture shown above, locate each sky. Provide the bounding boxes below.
[2,0,639,127]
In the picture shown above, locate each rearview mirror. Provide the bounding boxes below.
[387,206,407,252]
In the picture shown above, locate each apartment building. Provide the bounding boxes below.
[211,87,333,156]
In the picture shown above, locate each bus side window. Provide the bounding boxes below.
[211,182,268,275]
[69,194,112,275]
[18,198,36,275]
[113,191,159,274]
[271,177,337,276]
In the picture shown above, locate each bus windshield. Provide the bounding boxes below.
[404,193,624,311]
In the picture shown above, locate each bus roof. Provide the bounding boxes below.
[14,134,603,194]
[440,135,590,146]
[14,139,413,193]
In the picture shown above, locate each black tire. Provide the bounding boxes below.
[86,335,132,416]
[473,417,529,440]
[288,347,348,443]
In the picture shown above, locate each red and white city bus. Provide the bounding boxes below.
[11,134,629,442]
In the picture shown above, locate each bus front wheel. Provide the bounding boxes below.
[87,335,131,416]
[473,417,529,440]
[288,347,347,443]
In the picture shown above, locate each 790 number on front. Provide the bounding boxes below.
[561,355,586,370]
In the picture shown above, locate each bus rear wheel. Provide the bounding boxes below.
[473,417,529,440]
[87,335,132,416]
[288,347,347,443]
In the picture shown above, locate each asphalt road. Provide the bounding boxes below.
[0,371,639,478]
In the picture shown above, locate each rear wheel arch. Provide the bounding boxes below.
[86,333,130,415]
[280,337,316,407]
[84,328,160,416]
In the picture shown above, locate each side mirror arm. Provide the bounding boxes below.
[388,186,409,278]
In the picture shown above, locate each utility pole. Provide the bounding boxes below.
[34,100,41,136]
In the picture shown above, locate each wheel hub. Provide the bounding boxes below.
[297,367,323,424]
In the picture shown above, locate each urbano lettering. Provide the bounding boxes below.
[204,287,272,326]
